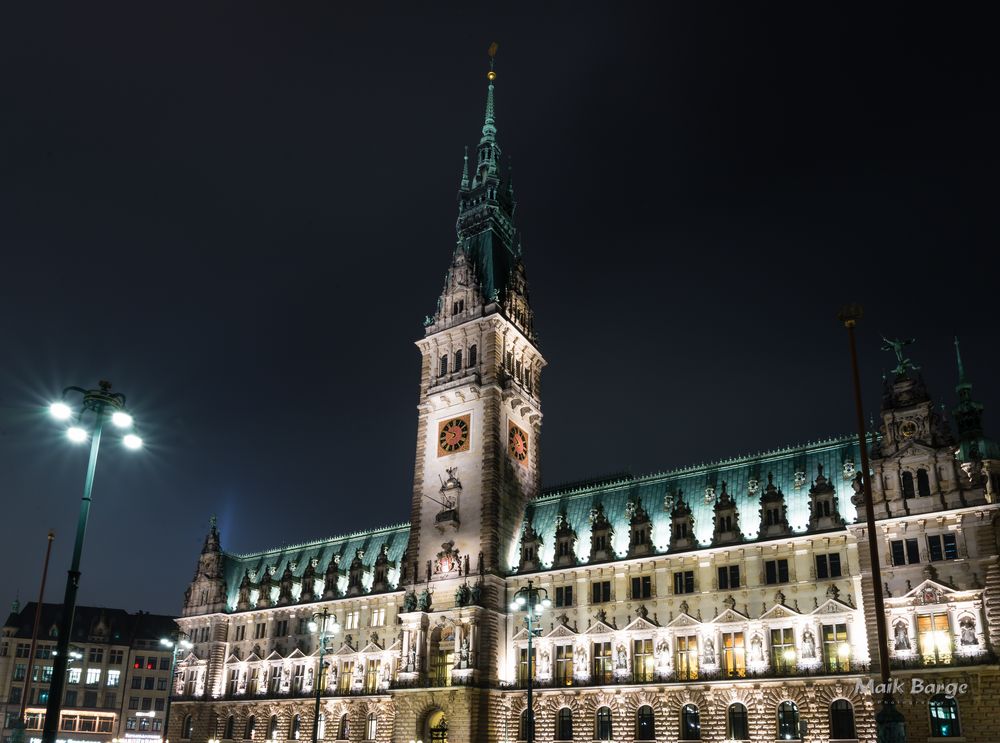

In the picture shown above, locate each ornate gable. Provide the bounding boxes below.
[759,602,800,621]
[582,620,616,636]
[712,608,749,625]
[545,624,578,640]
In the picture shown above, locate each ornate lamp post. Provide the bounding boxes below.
[509,581,551,743]
[159,632,193,743]
[837,305,906,743]
[42,381,143,743]
[308,609,340,743]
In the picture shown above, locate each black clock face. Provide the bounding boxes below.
[438,416,470,454]
[508,422,528,463]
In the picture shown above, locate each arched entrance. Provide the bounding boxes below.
[421,709,447,743]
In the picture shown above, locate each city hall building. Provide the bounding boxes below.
[168,63,1000,743]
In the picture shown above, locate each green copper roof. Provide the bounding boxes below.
[519,435,864,569]
[221,522,409,611]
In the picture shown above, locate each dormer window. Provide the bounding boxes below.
[439,355,448,377]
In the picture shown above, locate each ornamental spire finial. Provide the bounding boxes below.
[460,146,470,190]
[481,42,498,144]
[955,336,969,388]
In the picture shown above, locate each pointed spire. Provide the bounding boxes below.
[955,336,970,391]
[460,146,470,190]
[480,42,498,145]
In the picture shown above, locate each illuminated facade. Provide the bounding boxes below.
[0,604,177,743]
[168,61,1000,743]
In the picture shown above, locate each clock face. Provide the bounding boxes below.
[508,421,529,465]
[900,420,917,439]
[438,415,471,456]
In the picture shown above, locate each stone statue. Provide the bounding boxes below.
[801,629,816,659]
[615,643,628,670]
[417,589,432,612]
[408,644,417,672]
[894,622,911,650]
[470,582,482,606]
[402,590,417,613]
[576,645,587,668]
[882,337,920,376]
[750,635,764,663]
[960,618,978,646]
[459,636,470,667]
[455,583,471,607]
[539,649,551,675]
[702,638,715,663]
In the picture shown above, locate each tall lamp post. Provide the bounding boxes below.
[838,305,906,743]
[160,632,193,743]
[308,609,340,743]
[42,381,143,743]
[509,581,550,743]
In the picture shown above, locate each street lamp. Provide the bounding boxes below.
[160,633,193,743]
[42,381,143,743]
[838,305,906,743]
[509,581,550,743]
[308,609,340,743]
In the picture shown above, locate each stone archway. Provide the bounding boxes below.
[420,708,447,743]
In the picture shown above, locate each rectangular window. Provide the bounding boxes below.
[891,538,920,566]
[927,534,958,562]
[675,635,698,680]
[555,645,574,686]
[146,657,156,670]
[275,619,288,636]
[345,611,360,630]
[126,718,137,731]
[88,648,104,664]
[555,586,573,607]
[517,647,536,685]
[721,632,745,678]
[632,639,654,682]
[631,575,652,599]
[128,697,139,710]
[292,664,305,693]
[160,656,170,670]
[133,655,144,670]
[109,649,123,665]
[103,693,116,709]
[370,608,386,627]
[157,678,167,691]
[14,664,27,681]
[822,623,849,672]
[86,669,101,686]
[592,642,612,684]
[673,570,695,594]
[338,662,353,693]
[717,565,740,590]
[106,670,120,688]
[770,627,796,673]
[917,612,952,664]
[143,676,154,690]
[816,553,842,579]
[16,643,30,658]
[8,687,22,705]
[65,691,78,707]
[235,625,246,641]
[154,698,164,712]
[764,559,789,584]
[591,581,611,603]
[131,676,142,689]
[141,697,152,711]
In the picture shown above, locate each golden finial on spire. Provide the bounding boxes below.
[487,41,498,80]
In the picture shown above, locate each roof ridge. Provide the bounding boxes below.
[225,521,410,560]
[540,432,866,498]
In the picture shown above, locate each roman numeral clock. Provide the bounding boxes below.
[438,415,471,455]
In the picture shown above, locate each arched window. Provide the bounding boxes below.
[245,716,256,740]
[291,715,301,740]
[268,715,279,740]
[777,702,800,740]
[365,713,376,741]
[917,469,931,497]
[439,355,448,377]
[316,714,325,741]
[902,471,915,499]
[680,705,700,741]
[519,709,532,741]
[556,708,573,741]
[454,350,463,371]
[929,694,961,737]
[727,703,749,740]
[225,715,235,740]
[595,707,612,741]
[337,714,349,741]
[830,699,855,739]
[182,715,194,740]
[468,345,477,368]
[636,705,654,741]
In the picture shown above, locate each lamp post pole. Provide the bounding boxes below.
[838,305,906,743]
[42,382,142,743]
[309,609,339,743]
[160,633,192,743]
[510,580,550,743]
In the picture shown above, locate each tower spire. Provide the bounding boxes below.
[460,146,470,190]
[955,336,969,390]
[481,42,498,145]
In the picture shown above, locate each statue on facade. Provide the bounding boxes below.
[470,582,482,606]
[702,638,715,664]
[402,590,417,613]
[408,644,418,671]
[455,583,471,607]
[615,643,628,670]
[417,589,432,612]
[882,337,920,376]
[749,635,764,663]
[893,622,911,650]
[801,629,816,659]
[459,636,471,668]
[960,617,978,645]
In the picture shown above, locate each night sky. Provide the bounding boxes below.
[1,4,996,617]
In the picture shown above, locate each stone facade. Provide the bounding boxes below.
[167,61,1000,743]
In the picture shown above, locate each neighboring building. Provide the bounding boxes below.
[168,59,1000,743]
[0,604,178,743]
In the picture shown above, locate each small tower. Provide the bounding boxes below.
[712,482,744,545]
[518,521,543,573]
[182,517,228,617]
[807,464,845,530]
[552,513,578,568]
[669,494,696,551]
[627,499,654,558]
[758,473,791,537]
[952,338,1000,497]
[588,504,615,562]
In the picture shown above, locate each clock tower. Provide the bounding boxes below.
[405,55,544,595]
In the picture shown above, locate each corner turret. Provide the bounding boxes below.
[182,516,228,617]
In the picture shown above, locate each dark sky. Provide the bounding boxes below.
[1,3,996,617]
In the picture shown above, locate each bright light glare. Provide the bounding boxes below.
[123,434,143,450]
[308,621,319,633]
[534,604,543,614]
[782,648,797,661]
[331,623,341,634]
[67,426,88,443]
[180,640,193,649]
[541,598,552,608]
[160,638,173,647]
[516,595,526,606]
[509,602,519,612]
[50,401,73,420]
[112,411,133,428]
